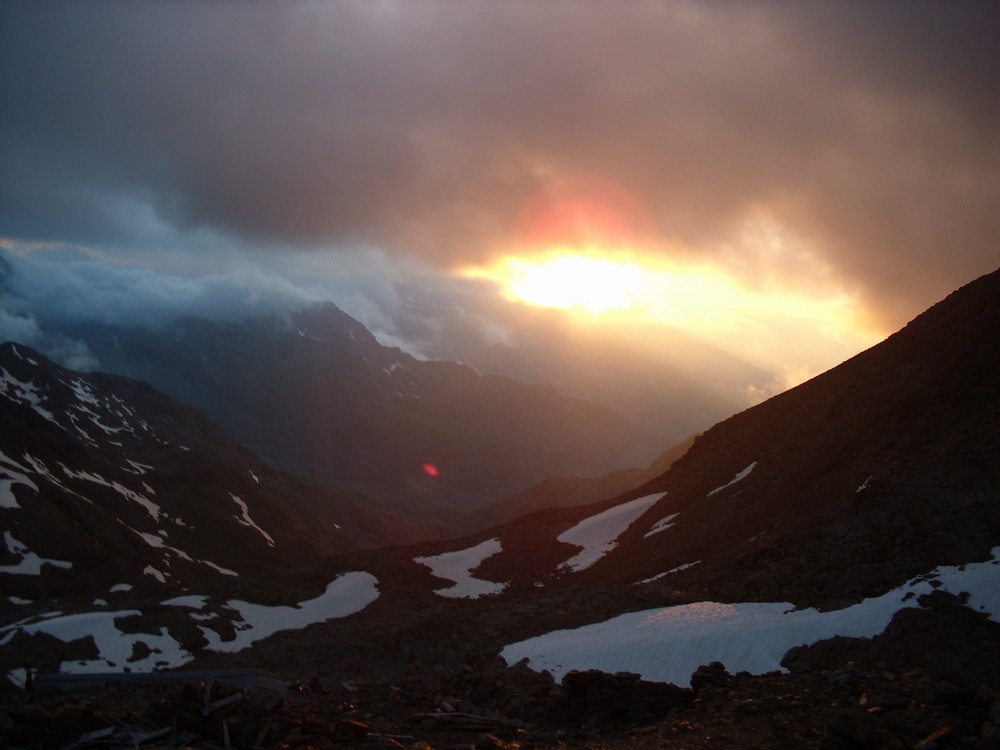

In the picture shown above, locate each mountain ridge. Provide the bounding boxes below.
[44,302,664,541]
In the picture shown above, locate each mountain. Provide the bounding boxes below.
[391,284,772,440]
[0,341,395,600]
[454,265,1000,607]
[462,433,698,533]
[49,303,661,539]
[2,269,998,749]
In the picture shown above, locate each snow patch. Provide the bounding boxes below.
[230,494,275,547]
[857,475,873,493]
[162,595,208,610]
[199,571,380,652]
[414,538,507,599]
[638,561,701,583]
[143,565,170,583]
[62,467,161,519]
[109,583,133,593]
[557,494,663,572]
[129,525,238,577]
[644,512,679,538]
[0,368,56,423]
[124,459,154,476]
[708,462,757,496]
[0,532,73,575]
[0,610,192,673]
[502,548,1000,685]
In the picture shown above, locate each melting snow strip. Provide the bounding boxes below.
[414,538,507,599]
[644,512,679,538]
[557,494,663,572]
[230,494,275,547]
[198,571,380,652]
[707,461,757,497]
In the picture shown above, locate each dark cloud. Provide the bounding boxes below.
[2,1,998,330]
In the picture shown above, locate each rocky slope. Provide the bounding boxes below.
[0,341,387,601]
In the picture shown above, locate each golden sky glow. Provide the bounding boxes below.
[462,245,885,393]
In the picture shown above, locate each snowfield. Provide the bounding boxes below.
[557,493,664,572]
[199,571,380,652]
[0,610,192,675]
[415,538,507,598]
[502,547,1000,685]
[1,572,381,682]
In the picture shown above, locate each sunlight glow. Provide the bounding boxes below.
[461,246,885,383]
[500,252,647,315]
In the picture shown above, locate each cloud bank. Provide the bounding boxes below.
[2,1,999,333]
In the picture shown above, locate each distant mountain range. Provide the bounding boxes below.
[1,267,997,721]
[45,303,676,540]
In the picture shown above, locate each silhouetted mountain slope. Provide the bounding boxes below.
[464,434,698,533]
[470,266,1000,608]
[52,304,659,539]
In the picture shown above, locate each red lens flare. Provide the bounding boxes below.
[422,463,440,477]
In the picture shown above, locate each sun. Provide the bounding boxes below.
[495,251,648,316]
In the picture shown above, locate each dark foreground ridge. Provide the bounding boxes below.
[4,590,1000,749]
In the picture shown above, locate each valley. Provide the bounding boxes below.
[2,267,999,748]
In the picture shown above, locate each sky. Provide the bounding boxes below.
[2,1,999,389]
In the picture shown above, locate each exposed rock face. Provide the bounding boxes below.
[0,341,368,596]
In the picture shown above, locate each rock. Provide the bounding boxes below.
[914,726,952,750]
[333,718,369,739]
[690,662,730,695]
[560,669,692,725]
[823,707,876,748]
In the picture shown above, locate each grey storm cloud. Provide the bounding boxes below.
[2,1,999,330]
[0,248,326,329]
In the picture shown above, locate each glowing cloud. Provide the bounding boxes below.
[463,238,884,383]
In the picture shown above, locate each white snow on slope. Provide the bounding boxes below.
[644,512,679,538]
[639,561,701,583]
[708,461,757,496]
[502,548,1000,685]
[0,368,56,423]
[0,610,191,674]
[162,595,208,610]
[415,538,507,599]
[230,493,275,547]
[0,470,35,509]
[129,526,238,577]
[24,455,91,503]
[199,571,380,653]
[557,494,663,572]
[0,532,73,575]
[61,467,161,520]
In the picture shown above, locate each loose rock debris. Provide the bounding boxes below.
[2,658,1000,749]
